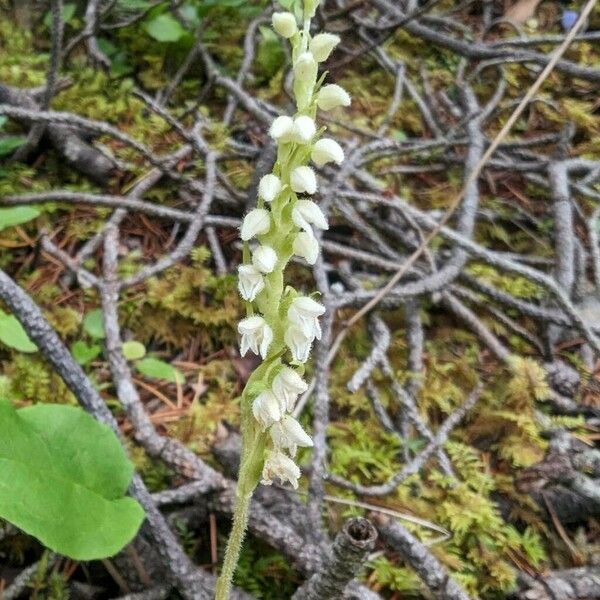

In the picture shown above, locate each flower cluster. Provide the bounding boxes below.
[236,1,350,489]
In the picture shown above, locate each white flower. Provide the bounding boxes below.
[237,265,264,301]
[258,174,282,203]
[288,296,325,341]
[269,115,294,142]
[270,414,313,456]
[241,208,270,241]
[272,12,297,38]
[290,166,317,194]
[292,199,328,232]
[252,391,282,430]
[293,231,319,265]
[294,52,318,83]
[316,84,351,111]
[309,33,340,62]
[284,325,313,363]
[261,450,301,488]
[252,245,277,274]
[272,367,308,412]
[311,138,344,167]
[290,116,316,144]
[238,316,273,359]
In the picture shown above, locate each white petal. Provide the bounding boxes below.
[290,116,316,144]
[284,326,313,363]
[237,264,264,301]
[290,166,317,194]
[269,116,294,142]
[258,174,282,203]
[293,199,328,230]
[241,209,270,241]
[316,84,351,111]
[261,450,301,488]
[293,231,319,265]
[272,367,308,412]
[309,33,340,62]
[311,138,344,167]
[252,391,282,429]
[259,324,273,359]
[252,245,278,274]
[272,12,297,38]
[270,415,313,456]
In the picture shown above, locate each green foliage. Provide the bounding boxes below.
[143,14,187,42]
[0,400,144,559]
[0,311,37,353]
[135,357,184,383]
[71,340,102,366]
[123,340,146,360]
[0,207,40,231]
[83,309,106,339]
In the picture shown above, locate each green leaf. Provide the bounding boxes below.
[0,311,37,353]
[43,3,76,28]
[0,400,144,560]
[83,309,106,339]
[0,207,40,232]
[0,136,26,157]
[122,341,146,361]
[143,14,186,42]
[135,357,184,383]
[0,116,7,129]
[71,341,101,365]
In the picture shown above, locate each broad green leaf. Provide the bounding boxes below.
[135,357,184,383]
[123,341,146,361]
[71,340,101,365]
[0,401,144,560]
[0,136,26,157]
[83,309,106,339]
[143,14,186,42]
[0,311,37,353]
[0,116,7,129]
[0,207,40,232]
[43,3,76,28]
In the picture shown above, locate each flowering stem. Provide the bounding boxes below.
[214,483,252,600]
[220,1,350,596]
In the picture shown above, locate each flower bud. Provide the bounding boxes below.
[284,325,313,363]
[240,208,270,241]
[270,414,313,456]
[293,231,319,265]
[272,12,297,38]
[269,115,294,142]
[290,115,316,144]
[294,52,318,84]
[238,316,273,359]
[292,199,328,232]
[303,0,320,18]
[261,450,301,488]
[252,391,282,430]
[258,174,282,203]
[311,138,344,167]
[316,84,351,111]
[290,166,317,194]
[237,264,264,301]
[309,33,340,62]
[252,245,277,274]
